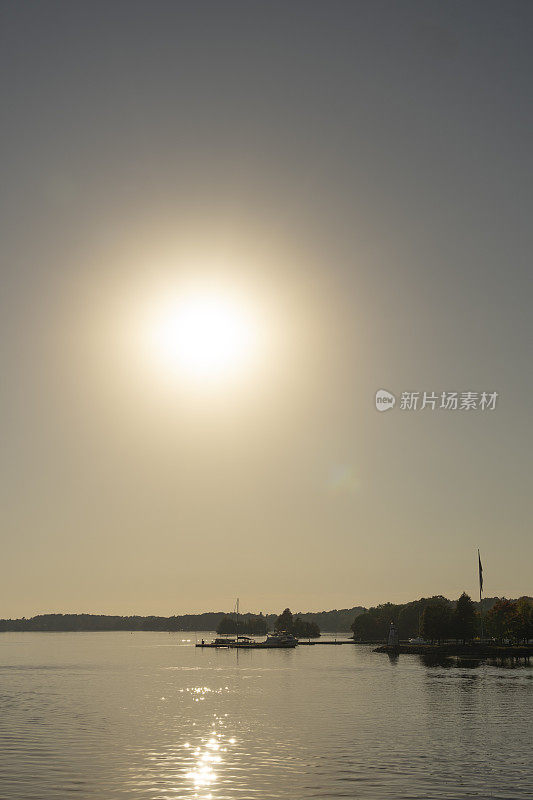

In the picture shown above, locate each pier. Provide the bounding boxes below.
[195,639,355,648]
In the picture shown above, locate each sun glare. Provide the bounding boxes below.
[147,287,257,384]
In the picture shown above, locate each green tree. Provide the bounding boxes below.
[398,601,424,639]
[216,615,237,634]
[293,617,320,638]
[275,608,294,632]
[246,616,268,636]
[420,598,452,643]
[453,592,476,643]
[373,603,402,630]
[351,613,380,641]
[487,598,517,642]
[216,615,268,636]
[512,597,533,644]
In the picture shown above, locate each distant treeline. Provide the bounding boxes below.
[0,606,366,633]
[10,598,529,639]
[217,614,269,635]
[216,607,321,638]
[351,595,533,644]
[286,607,366,632]
[0,613,227,632]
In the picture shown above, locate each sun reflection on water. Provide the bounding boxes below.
[178,686,230,703]
[127,685,239,799]
[183,712,236,798]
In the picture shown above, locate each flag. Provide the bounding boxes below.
[478,549,483,594]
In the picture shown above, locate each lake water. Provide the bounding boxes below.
[0,632,531,800]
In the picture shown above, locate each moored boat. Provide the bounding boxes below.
[196,630,298,649]
[195,599,299,649]
[260,630,298,648]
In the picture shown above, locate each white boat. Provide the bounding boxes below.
[261,630,298,648]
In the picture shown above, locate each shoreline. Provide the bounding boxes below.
[374,643,533,657]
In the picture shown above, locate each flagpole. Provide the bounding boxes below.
[478,549,484,641]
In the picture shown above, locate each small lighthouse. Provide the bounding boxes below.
[387,621,399,647]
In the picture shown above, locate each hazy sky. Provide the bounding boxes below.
[1,1,531,617]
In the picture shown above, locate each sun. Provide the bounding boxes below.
[147,287,257,383]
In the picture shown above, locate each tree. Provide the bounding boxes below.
[487,599,517,643]
[512,598,533,644]
[351,613,380,641]
[420,598,452,643]
[216,615,269,636]
[293,617,320,638]
[246,616,269,636]
[452,592,476,643]
[272,609,319,638]
[275,608,294,632]
[398,601,424,639]
[373,603,402,629]
[216,616,236,634]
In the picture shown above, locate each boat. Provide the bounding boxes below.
[196,630,299,649]
[195,599,299,649]
[230,635,256,648]
[196,599,257,648]
[229,631,298,648]
[260,630,298,648]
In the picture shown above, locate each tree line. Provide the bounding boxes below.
[351,594,533,644]
[3,598,530,640]
[0,608,322,638]
[0,606,364,633]
[216,608,321,638]
[0,613,228,632]
[216,614,269,635]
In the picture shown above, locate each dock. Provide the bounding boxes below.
[195,639,354,648]
[297,640,353,645]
